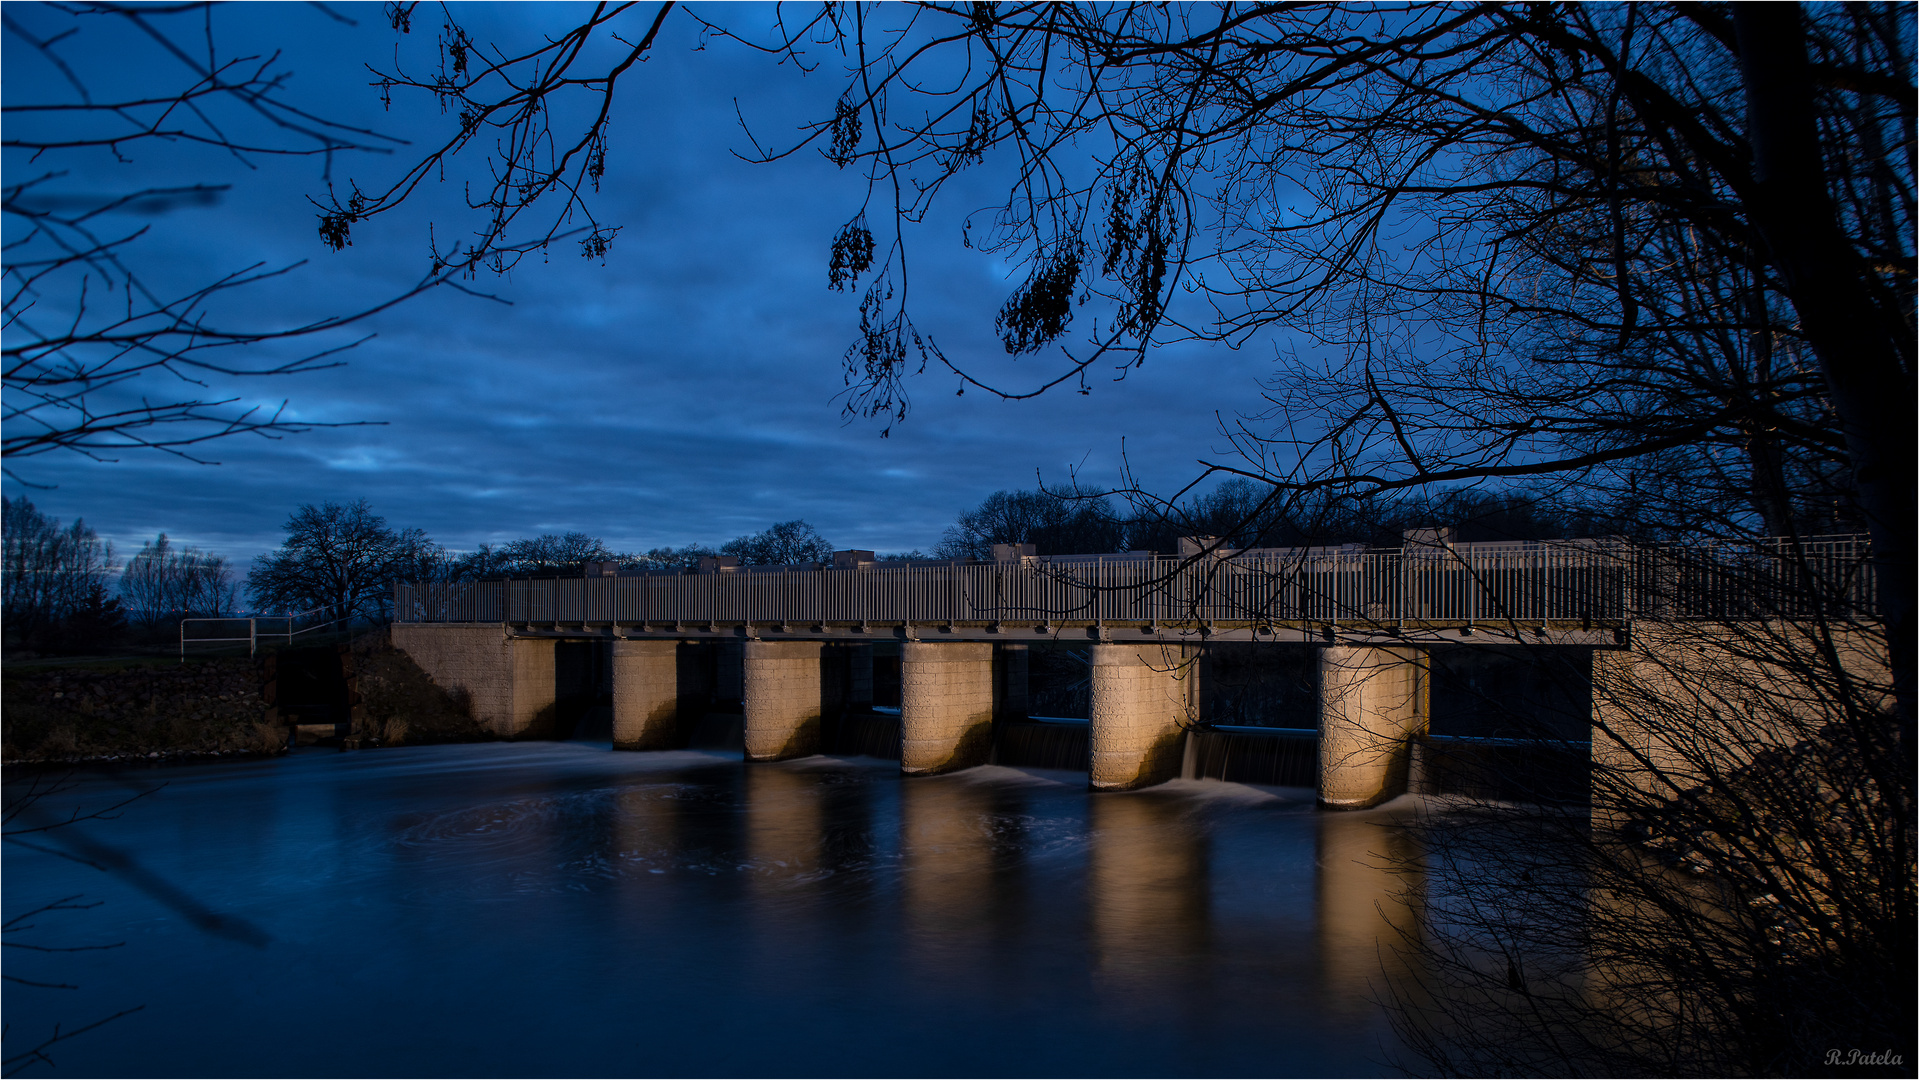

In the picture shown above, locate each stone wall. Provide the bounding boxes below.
[390,624,555,737]
[1590,620,1889,823]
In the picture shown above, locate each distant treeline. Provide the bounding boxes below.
[3,497,246,654]
[930,479,1641,560]
[3,479,1631,656]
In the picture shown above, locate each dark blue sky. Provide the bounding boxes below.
[3,3,1280,569]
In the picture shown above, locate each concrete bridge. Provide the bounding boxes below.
[389,534,1874,809]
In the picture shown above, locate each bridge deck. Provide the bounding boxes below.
[393,536,1872,645]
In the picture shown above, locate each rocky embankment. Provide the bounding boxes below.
[3,632,492,765]
[3,659,283,764]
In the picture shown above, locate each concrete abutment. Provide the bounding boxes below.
[389,624,557,738]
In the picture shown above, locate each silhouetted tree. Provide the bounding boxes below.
[1,497,117,651]
[621,544,719,572]
[118,534,237,630]
[494,532,612,576]
[246,500,414,625]
[722,521,833,566]
[934,490,1125,558]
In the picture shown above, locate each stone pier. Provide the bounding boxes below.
[1316,645,1429,809]
[610,640,708,750]
[742,640,824,762]
[1088,643,1196,791]
[900,642,996,775]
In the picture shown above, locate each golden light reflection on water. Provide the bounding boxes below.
[743,764,823,888]
[900,777,998,962]
[1315,806,1425,1012]
[1087,793,1209,993]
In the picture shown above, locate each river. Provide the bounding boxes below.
[3,741,1428,1077]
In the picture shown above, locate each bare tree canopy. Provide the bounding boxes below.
[720,520,834,566]
[117,533,236,628]
[700,0,1911,724]
[245,499,413,624]
[1,2,676,480]
[0,4,428,477]
[1,496,119,649]
[933,489,1124,558]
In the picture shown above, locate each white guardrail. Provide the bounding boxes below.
[179,607,354,660]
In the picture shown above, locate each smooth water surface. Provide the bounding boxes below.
[4,743,1424,1077]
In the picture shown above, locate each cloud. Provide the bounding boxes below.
[3,5,1286,573]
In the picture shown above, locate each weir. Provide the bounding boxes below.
[389,533,1876,809]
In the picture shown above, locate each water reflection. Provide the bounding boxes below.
[743,764,824,887]
[1087,792,1210,993]
[900,776,998,959]
[4,747,1441,1077]
[1315,803,1425,1011]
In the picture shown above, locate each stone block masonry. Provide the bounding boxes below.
[743,640,824,762]
[900,642,995,775]
[390,624,555,738]
[1088,643,1197,791]
[611,640,710,750]
[1317,646,1428,809]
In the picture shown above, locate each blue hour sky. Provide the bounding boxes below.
[2,3,1281,568]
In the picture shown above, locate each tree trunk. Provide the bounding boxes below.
[1734,4,1916,749]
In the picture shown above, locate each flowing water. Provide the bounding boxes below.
[3,742,1430,1078]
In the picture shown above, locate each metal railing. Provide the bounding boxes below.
[179,606,355,660]
[392,534,1875,629]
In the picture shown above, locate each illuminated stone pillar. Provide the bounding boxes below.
[1088,644,1194,791]
[611,640,707,750]
[1317,645,1429,809]
[742,640,823,762]
[900,642,995,775]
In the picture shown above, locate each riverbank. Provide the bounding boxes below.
[2,630,492,765]
[2,658,284,764]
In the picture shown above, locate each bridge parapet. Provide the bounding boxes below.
[393,535,1873,642]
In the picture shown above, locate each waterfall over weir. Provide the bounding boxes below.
[1187,727,1319,787]
[823,709,1326,789]
[671,710,1592,804]
[995,718,1091,771]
